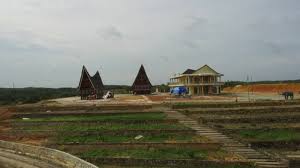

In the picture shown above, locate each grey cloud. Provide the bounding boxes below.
[182,40,198,49]
[263,41,282,55]
[0,0,300,87]
[181,16,209,48]
[159,55,169,62]
[185,17,208,32]
[99,26,123,40]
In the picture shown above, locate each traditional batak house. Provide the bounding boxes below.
[169,65,224,95]
[78,66,105,100]
[132,65,152,94]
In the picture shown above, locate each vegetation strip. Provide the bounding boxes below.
[199,115,300,124]
[14,112,167,122]
[13,122,189,131]
[210,123,300,130]
[236,129,300,142]
[180,105,300,115]
[250,140,300,149]
[13,111,163,118]
[50,143,221,150]
[80,148,212,159]
[56,133,204,143]
[172,101,300,109]
[12,104,152,112]
[7,130,196,136]
[82,158,254,168]
[11,119,179,126]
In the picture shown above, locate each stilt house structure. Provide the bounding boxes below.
[78,66,105,100]
[132,65,152,94]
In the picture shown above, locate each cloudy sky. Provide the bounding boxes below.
[0,0,299,87]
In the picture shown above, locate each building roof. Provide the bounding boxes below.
[182,69,196,74]
[132,64,152,88]
[193,64,222,76]
[78,66,104,90]
[91,71,104,89]
[171,64,223,79]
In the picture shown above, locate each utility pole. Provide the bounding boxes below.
[247,75,250,102]
[12,82,16,104]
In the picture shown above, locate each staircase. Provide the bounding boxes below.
[165,111,289,168]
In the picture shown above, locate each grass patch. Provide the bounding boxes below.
[81,148,209,159]
[57,123,189,131]
[16,123,190,131]
[238,129,300,141]
[58,133,202,143]
[17,113,166,122]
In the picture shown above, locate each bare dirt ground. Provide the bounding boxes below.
[41,94,151,106]
[224,83,300,93]
[148,93,235,103]
[224,83,300,101]
[42,91,300,106]
[0,108,47,146]
[46,93,237,106]
[0,109,11,122]
[0,109,12,133]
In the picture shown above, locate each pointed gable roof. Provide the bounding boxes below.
[193,64,222,76]
[132,64,152,87]
[79,66,95,89]
[78,66,105,90]
[91,71,104,89]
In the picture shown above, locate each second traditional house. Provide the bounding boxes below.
[78,66,105,99]
[132,65,152,94]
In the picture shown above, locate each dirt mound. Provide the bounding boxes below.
[224,83,300,93]
[0,109,12,121]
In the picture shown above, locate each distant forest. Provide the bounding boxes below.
[0,80,299,105]
[0,84,169,105]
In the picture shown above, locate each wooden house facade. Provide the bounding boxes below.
[169,65,224,95]
[78,66,105,100]
[132,65,152,94]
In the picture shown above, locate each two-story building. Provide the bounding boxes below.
[168,65,224,95]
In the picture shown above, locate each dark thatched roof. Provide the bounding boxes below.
[91,71,104,89]
[79,66,104,90]
[182,69,196,74]
[132,64,152,88]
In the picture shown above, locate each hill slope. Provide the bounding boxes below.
[224,83,300,93]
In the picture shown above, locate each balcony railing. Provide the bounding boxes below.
[168,81,224,86]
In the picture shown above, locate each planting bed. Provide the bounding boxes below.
[172,100,300,109]
[228,129,300,144]
[14,112,167,122]
[182,105,300,163]
[56,132,203,144]
[12,122,189,131]
[5,111,248,167]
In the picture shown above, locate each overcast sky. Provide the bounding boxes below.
[0,0,299,87]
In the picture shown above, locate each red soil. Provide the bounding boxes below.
[224,83,300,93]
[0,109,12,121]
[147,95,170,102]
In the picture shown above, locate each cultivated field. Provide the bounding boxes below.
[178,102,300,167]
[1,92,300,167]
[0,105,255,168]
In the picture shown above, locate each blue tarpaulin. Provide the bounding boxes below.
[170,87,187,95]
